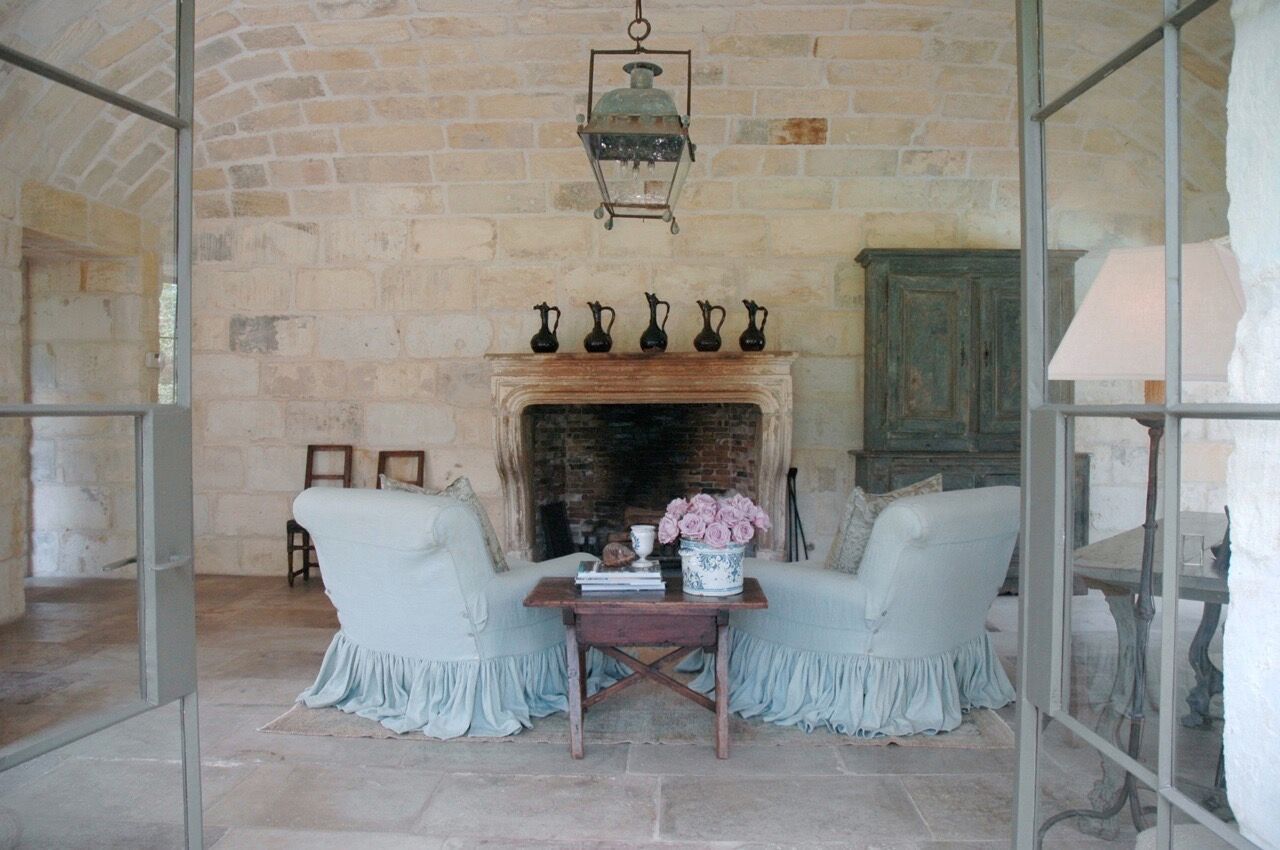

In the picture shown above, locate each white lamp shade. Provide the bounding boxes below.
[1047,240,1245,382]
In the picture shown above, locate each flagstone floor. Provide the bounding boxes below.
[0,574,1212,849]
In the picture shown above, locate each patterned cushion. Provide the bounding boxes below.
[824,474,944,575]
[379,474,510,574]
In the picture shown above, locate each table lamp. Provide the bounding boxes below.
[1037,239,1244,844]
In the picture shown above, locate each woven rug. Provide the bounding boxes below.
[260,680,1014,749]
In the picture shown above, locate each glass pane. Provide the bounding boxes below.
[1179,2,1240,406]
[0,0,176,113]
[1172,418,1257,838]
[0,67,176,407]
[0,415,142,750]
[1037,722,1156,846]
[1042,0,1162,105]
[1044,44,1164,407]
[0,703,208,845]
[1063,415,1165,782]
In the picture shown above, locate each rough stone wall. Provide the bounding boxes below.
[0,0,175,618]
[26,252,160,577]
[1223,0,1280,845]
[185,0,1215,574]
[0,0,1233,586]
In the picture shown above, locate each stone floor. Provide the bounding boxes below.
[0,575,1225,849]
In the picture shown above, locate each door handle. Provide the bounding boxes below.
[959,344,967,367]
[101,555,138,573]
[151,556,192,573]
[983,344,990,366]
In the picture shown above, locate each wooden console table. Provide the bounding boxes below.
[524,577,767,759]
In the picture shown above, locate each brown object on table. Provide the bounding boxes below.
[524,576,767,760]
[286,444,354,586]
[601,542,637,567]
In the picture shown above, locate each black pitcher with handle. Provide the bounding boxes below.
[694,300,726,352]
[584,301,616,353]
[639,292,671,352]
[739,299,768,351]
[530,302,561,353]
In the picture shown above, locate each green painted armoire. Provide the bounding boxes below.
[853,248,1090,589]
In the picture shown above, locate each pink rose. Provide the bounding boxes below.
[695,503,717,522]
[691,493,717,512]
[658,515,680,544]
[677,512,707,540]
[731,520,755,544]
[751,506,771,530]
[718,505,744,526]
[704,521,732,548]
[666,498,689,519]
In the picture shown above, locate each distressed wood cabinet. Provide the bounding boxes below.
[854,248,1088,589]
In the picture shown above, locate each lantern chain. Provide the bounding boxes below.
[627,0,651,50]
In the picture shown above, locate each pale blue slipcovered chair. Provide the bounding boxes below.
[293,487,619,738]
[688,486,1019,737]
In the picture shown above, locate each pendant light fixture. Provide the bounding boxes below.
[577,0,695,234]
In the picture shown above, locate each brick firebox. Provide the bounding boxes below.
[528,403,761,556]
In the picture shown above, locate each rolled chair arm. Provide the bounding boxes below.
[294,487,477,552]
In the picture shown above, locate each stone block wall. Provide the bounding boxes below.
[26,252,160,577]
[182,0,1232,571]
[0,0,1234,592]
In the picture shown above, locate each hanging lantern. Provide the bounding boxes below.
[577,1,694,235]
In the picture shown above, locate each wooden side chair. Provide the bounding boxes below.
[287,444,353,586]
[375,450,426,489]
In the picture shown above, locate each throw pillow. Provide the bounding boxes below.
[379,474,510,574]
[379,474,426,495]
[824,474,943,575]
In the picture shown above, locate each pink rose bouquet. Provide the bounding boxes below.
[658,492,770,549]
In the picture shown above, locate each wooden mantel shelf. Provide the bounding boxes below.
[488,351,796,560]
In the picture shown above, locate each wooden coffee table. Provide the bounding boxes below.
[524,576,767,759]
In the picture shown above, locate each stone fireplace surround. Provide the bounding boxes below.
[489,353,796,560]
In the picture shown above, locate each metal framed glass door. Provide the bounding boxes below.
[1014,0,1269,847]
[0,0,201,845]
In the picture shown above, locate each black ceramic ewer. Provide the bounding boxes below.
[530,302,561,353]
[739,300,768,351]
[584,301,616,353]
[640,292,671,352]
[694,300,726,352]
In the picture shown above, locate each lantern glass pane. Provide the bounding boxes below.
[588,131,686,164]
[605,157,679,211]
[666,143,695,213]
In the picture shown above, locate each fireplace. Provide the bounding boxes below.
[528,403,761,557]
[488,352,795,560]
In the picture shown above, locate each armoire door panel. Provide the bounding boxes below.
[978,276,1022,450]
[884,275,973,451]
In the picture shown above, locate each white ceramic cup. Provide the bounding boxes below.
[630,524,656,565]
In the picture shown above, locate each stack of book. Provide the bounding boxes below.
[575,559,665,593]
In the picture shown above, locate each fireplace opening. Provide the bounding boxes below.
[526,403,762,560]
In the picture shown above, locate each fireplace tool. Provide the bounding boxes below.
[786,467,809,562]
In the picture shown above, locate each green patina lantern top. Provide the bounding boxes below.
[592,61,681,120]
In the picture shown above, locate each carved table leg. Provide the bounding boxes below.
[1181,602,1223,729]
[1081,591,1141,839]
[564,612,584,759]
[715,614,730,759]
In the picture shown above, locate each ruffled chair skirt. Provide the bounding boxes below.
[298,631,625,739]
[684,628,1014,738]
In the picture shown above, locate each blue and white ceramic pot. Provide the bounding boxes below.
[679,540,745,596]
